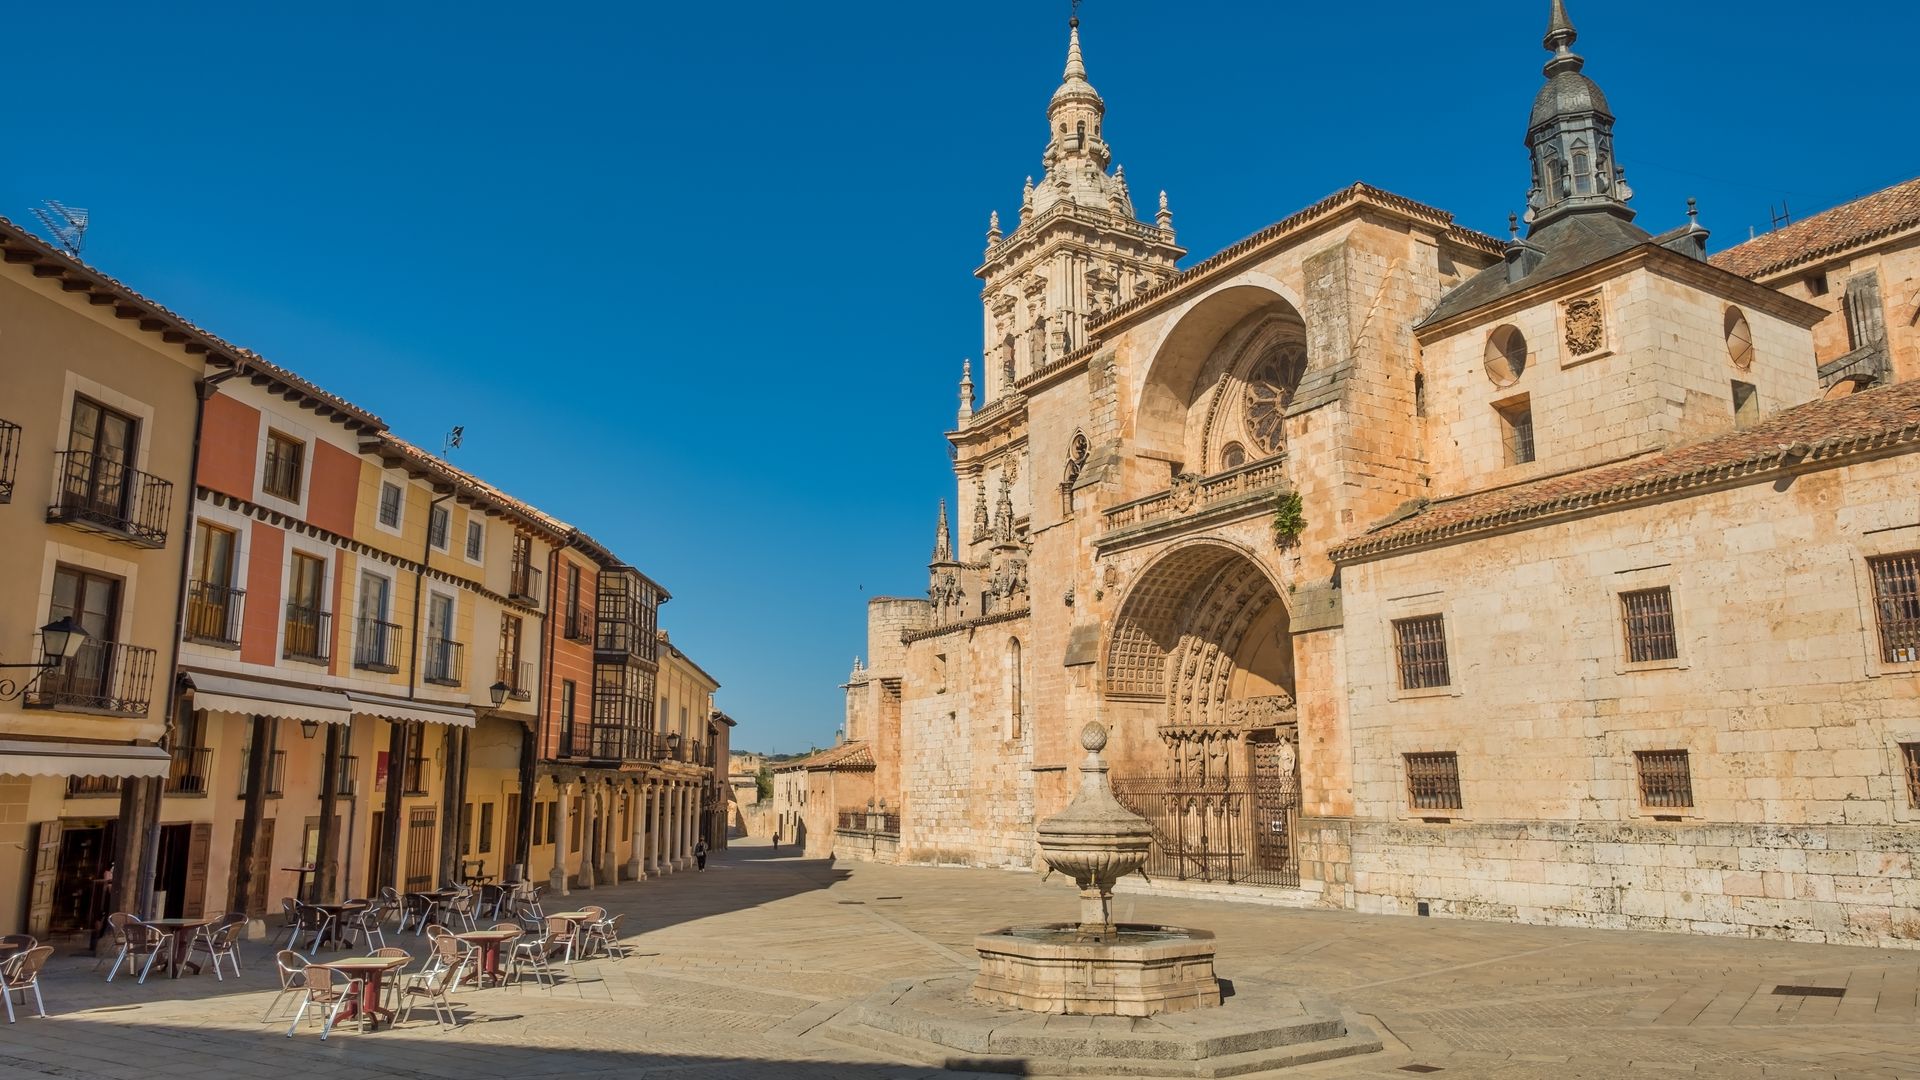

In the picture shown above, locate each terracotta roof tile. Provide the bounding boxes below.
[773,742,874,772]
[1710,177,1920,280]
[1332,379,1920,562]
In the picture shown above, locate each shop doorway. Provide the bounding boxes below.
[50,818,116,938]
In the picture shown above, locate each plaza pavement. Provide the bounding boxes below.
[5,837,1920,1079]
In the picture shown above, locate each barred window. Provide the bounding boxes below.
[378,481,403,528]
[1869,553,1920,664]
[1497,397,1535,465]
[1404,752,1462,811]
[1392,614,1451,690]
[1635,749,1693,809]
[1903,744,1920,809]
[1621,587,1679,663]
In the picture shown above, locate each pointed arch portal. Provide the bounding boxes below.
[1104,541,1300,888]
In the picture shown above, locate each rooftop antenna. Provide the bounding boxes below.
[442,425,464,457]
[1769,200,1792,231]
[31,200,88,259]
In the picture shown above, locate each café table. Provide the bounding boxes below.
[279,864,318,902]
[310,901,369,949]
[141,917,214,978]
[312,955,411,1030]
[405,889,464,931]
[452,929,519,986]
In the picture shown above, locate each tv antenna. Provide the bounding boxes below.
[442,426,464,457]
[31,200,88,259]
[1769,200,1792,231]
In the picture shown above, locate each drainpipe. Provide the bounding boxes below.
[380,486,452,893]
[415,490,456,888]
[517,541,559,880]
[126,361,245,921]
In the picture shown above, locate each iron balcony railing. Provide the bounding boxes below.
[333,754,358,798]
[498,656,533,701]
[424,638,464,686]
[184,580,245,647]
[402,753,429,796]
[563,605,593,644]
[353,617,401,673]
[66,775,124,798]
[166,745,213,796]
[47,449,173,548]
[509,556,543,607]
[0,418,18,503]
[26,637,157,717]
[588,723,652,762]
[283,604,332,663]
[238,749,287,800]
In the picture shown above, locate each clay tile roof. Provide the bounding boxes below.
[773,741,874,772]
[1710,176,1920,280]
[1332,378,1920,563]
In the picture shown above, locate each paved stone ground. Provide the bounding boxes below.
[6,838,1920,1079]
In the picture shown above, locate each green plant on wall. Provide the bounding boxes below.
[1271,490,1306,546]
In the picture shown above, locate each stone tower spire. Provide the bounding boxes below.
[970,12,1183,406]
[1524,0,1633,235]
[957,358,975,424]
[931,500,953,563]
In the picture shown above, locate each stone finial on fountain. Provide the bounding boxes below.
[1034,721,1152,940]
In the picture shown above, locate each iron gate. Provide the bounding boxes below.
[1112,771,1298,888]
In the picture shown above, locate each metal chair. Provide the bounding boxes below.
[341,902,388,951]
[398,943,470,1028]
[263,950,310,1022]
[285,964,362,1041]
[584,912,627,961]
[1,946,52,1022]
[507,923,557,989]
[104,916,171,984]
[286,902,335,953]
[543,914,581,966]
[186,913,245,981]
[370,946,412,1013]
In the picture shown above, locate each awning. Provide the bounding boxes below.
[0,741,172,779]
[183,671,351,727]
[346,691,475,729]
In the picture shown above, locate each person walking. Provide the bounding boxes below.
[694,839,709,872]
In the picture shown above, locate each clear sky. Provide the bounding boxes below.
[7,1,1914,754]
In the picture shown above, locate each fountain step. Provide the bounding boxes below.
[820,975,1383,1078]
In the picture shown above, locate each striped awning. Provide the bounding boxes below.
[346,691,475,729]
[0,741,171,779]
[183,671,351,727]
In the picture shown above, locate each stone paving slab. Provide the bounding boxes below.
[4,839,1919,1079]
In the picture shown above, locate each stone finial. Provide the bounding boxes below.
[1156,190,1174,235]
[1023,175,1035,211]
[958,358,975,424]
[932,500,953,563]
[987,210,1002,246]
[1080,721,1108,752]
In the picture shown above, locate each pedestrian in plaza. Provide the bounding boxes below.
[694,838,709,872]
[772,824,781,851]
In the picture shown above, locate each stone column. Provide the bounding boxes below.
[549,774,572,897]
[678,783,694,869]
[660,780,678,875]
[625,780,646,881]
[602,782,619,883]
[579,782,598,890]
[649,780,666,876]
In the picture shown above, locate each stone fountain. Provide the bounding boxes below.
[972,720,1222,1016]
[822,721,1382,1076]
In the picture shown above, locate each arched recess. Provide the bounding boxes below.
[1132,280,1308,472]
[1102,540,1302,885]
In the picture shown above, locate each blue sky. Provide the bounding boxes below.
[8,1,1915,754]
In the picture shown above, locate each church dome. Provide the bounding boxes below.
[1530,69,1610,131]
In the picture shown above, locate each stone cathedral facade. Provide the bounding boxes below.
[836,4,1920,946]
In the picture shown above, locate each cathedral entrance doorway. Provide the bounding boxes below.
[1103,541,1300,888]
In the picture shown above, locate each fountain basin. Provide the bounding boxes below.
[973,922,1222,1016]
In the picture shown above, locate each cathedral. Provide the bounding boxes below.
[826,2,1920,946]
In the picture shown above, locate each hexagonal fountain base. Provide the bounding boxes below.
[973,923,1221,1016]
[822,974,1383,1078]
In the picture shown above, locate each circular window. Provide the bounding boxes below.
[1724,307,1754,370]
[1219,442,1247,470]
[1243,342,1307,456]
[1484,325,1527,386]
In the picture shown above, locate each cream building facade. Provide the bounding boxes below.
[842,4,1920,946]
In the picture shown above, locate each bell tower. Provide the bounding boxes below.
[973,15,1184,406]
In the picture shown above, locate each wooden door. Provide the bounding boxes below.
[227,817,276,916]
[26,821,61,938]
[181,822,212,919]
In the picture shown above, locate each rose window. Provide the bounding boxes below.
[1242,342,1306,456]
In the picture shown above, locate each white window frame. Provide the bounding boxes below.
[464,516,485,565]
[427,503,452,554]
[253,412,319,517]
[375,478,406,537]
[1380,593,1461,701]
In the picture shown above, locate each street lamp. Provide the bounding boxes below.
[489,681,509,709]
[300,720,319,739]
[666,731,682,760]
[0,617,91,702]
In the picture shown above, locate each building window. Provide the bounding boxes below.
[1219,442,1246,470]
[1008,638,1024,740]
[1244,341,1307,456]
[546,800,557,844]
[378,481,403,528]
[1869,553,1920,664]
[402,724,429,796]
[532,800,545,846]
[478,801,494,854]
[465,519,484,560]
[461,802,474,855]
[1635,749,1694,809]
[428,504,450,551]
[1621,587,1679,664]
[1392,615,1451,691]
[186,522,240,645]
[1484,325,1526,386]
[1724,307,1754,369]
[1731,381,1758,429]
[1404,752,1462,811]
[1902,744,1920,808]
[1806,272,1829,297]
[1413,372,1426,418]
[1496,396,1535,465]
[263,431,304,501]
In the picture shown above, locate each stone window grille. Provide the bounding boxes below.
[1404,752,1462,811]
[1392,615,1450,690]
[1868,553,1920,664]
[1496,396,1535,466]
[1620,587,1679,663]
[1902,744,1920,808]
[1635,749,1693,809]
